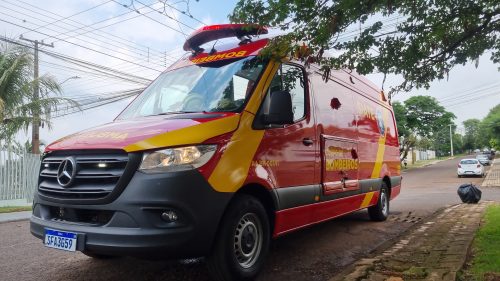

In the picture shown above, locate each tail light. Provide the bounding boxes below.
[477,164,481,168]
[458,164,461,168]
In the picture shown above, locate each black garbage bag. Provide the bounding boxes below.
[457,183,482,204]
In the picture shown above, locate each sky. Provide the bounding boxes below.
[0,0,498,146]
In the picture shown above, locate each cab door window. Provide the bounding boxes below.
[267,64,306,122]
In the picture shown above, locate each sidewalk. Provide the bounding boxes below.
[482,158,500,187]
[0,211,31,223]
[331,202,494,281]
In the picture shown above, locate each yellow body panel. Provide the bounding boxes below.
[124,115,241,152]
[208,62,279,192]
[360,191,376,208]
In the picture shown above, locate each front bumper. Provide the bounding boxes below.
[30,170,233,258]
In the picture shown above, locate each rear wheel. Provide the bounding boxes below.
[207,194,270,281]
[368,183,389,221]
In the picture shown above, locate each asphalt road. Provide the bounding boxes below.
[1,156,499,281]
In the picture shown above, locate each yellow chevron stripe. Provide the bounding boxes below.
[370,109,390,178]
[208,61,279,192]
[360,191,375,208]
[370,136,386,178]
[123,115,240,152]
[208,112,265,192]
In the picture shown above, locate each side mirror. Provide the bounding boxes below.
[263,90,294,125]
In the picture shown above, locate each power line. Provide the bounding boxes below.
[19,0,114,37]
[0,18,164,72]
[53,88,143,118]
[0,36,154,85]
[158,0,206,26]
[438,81,500,103]
[0,4,169,67]
[445,92,500,108]
[135,0,197,32]
[111,0,188,37]
[11,0,174,62]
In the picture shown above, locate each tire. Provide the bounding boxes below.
[207,194,271,281]
[368,183,389,221]
[82,251,117,259]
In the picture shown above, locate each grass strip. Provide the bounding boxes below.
[470,205,500,280]
[0,206,32,214]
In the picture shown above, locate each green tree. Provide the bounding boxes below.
[453,133,464,154]
[463,118,482,151]
[393,96,455,159]
[230,0,500,96]
[392,101,414,160]
[404,96,456,138]
[0,42,77,149]
[416,137,433,151]
[481,104,500,149]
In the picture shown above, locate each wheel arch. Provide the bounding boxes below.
[235,183,276,230]
[382,175,391,198]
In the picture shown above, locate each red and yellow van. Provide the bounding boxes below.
[31,24,401,281]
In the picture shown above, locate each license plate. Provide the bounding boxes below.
[44,229,77,252]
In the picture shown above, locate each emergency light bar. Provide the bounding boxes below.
[183,24,268,53]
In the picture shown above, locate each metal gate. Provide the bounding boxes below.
[0,147,41,202]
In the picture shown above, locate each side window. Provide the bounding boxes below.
[267,64,306,122]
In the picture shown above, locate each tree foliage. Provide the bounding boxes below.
[463,118,483,150]
[230,0,500,95]
[481,104,500,149]
[0,42,78,142]
[404,96,456,137]
[392,95,456,158]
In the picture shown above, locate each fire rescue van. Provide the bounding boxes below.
[31,24,402,281]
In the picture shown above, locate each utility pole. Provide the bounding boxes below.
[19,35,54,154]
[449,124,454,157]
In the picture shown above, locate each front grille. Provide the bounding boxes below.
[47,205,114,226]
[39,151,129,201]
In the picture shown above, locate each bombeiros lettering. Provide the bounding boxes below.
[191,50,247,63]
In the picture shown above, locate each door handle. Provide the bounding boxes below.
[302,138,314,146]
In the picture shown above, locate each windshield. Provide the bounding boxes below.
[117,56,267,120]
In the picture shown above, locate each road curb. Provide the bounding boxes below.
[0,211,32,223]
[402,157,453,172]
[329,202,493,281]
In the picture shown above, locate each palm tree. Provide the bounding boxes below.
[0,42,78,151]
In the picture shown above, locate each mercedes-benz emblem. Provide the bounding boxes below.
[57,157,77,187]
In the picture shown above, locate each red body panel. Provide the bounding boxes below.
[273,191,380,237]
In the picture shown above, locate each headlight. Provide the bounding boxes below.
[139,145,217,173]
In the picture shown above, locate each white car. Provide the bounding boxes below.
[457,159,484,178]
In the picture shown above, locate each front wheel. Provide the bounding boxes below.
[207,194,271,281]
[368,184,389,221]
